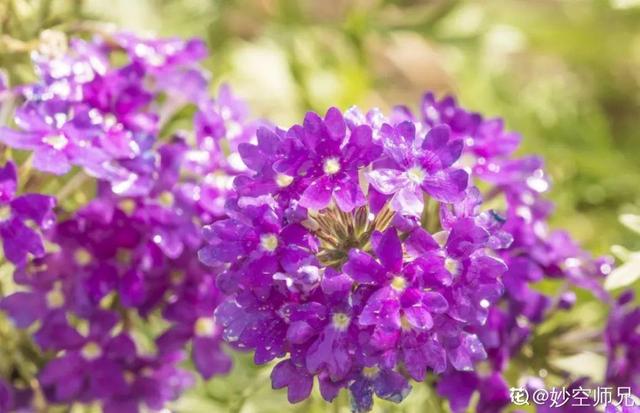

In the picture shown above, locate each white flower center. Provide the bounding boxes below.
[445,257,461,276]
[158,191,174,207]
[0,206,10,221]
[74,248,92,266]
[226,121,242,139]
[400,315,412,331]
[124,371,136,384]
[407,166,426,184]
[323,157,341,175]
[260,233,279,252]
[194,317,217,337]
[46,284,65,309]
[43,134,69,150]
[81,342,102,360]
[390,276,407,292]
[332,312,351,331]
[171,270,185,285]
[275,173,294,188]
[118,199,137,215]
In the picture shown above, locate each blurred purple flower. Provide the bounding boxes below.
[0,161,55,265]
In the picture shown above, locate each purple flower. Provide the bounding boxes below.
[349,367,411,413]
[158,271,231,379]
[1,180,230,408]
[271,359,315,403]
[0,32,272,412]
[194,84,260,173]
[607,405,640,413]
[235,126,309,202]
[113,32,207,73]
[367,122,467,215]
[0,161,55,265]
[37,311,128,401]
[37,311,192,411]
[0,33,227,198]
[305,292,359,381]
[236,107,382,212]
[1,32,617,413]
[345,228,449,349]
[297,108,381,212]
[360,91,614,410]
[437,371,510,413]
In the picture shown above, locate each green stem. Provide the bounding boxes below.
[329,389,344,413]
[57,169,89,202]
[421,194,431,229]
[424,380,446,413]
[18,153,34,191]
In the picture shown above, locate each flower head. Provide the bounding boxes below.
[202,106,508,410]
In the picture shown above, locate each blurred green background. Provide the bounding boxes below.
[1,0,640,411]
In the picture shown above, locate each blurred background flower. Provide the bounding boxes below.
[1,0,639,412]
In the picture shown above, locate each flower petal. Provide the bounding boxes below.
[0,161,17,203]
[421,169,468,203]
[374,228,403,273]
[367,169,408,195]
[299,176,333,211]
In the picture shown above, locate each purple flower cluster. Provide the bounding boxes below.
[1,190,218,411]
[0,32,258,412]
[0,29,635,413]
[346,93,615,411]
[201,107,510,410]
[0,32,253,196]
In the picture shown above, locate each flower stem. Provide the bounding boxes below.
[18,153,34,191]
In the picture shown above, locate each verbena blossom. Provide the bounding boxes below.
[367,122,467,215]
[0,160,55,265]
[346,93,615,412]
[200,107,510,411]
